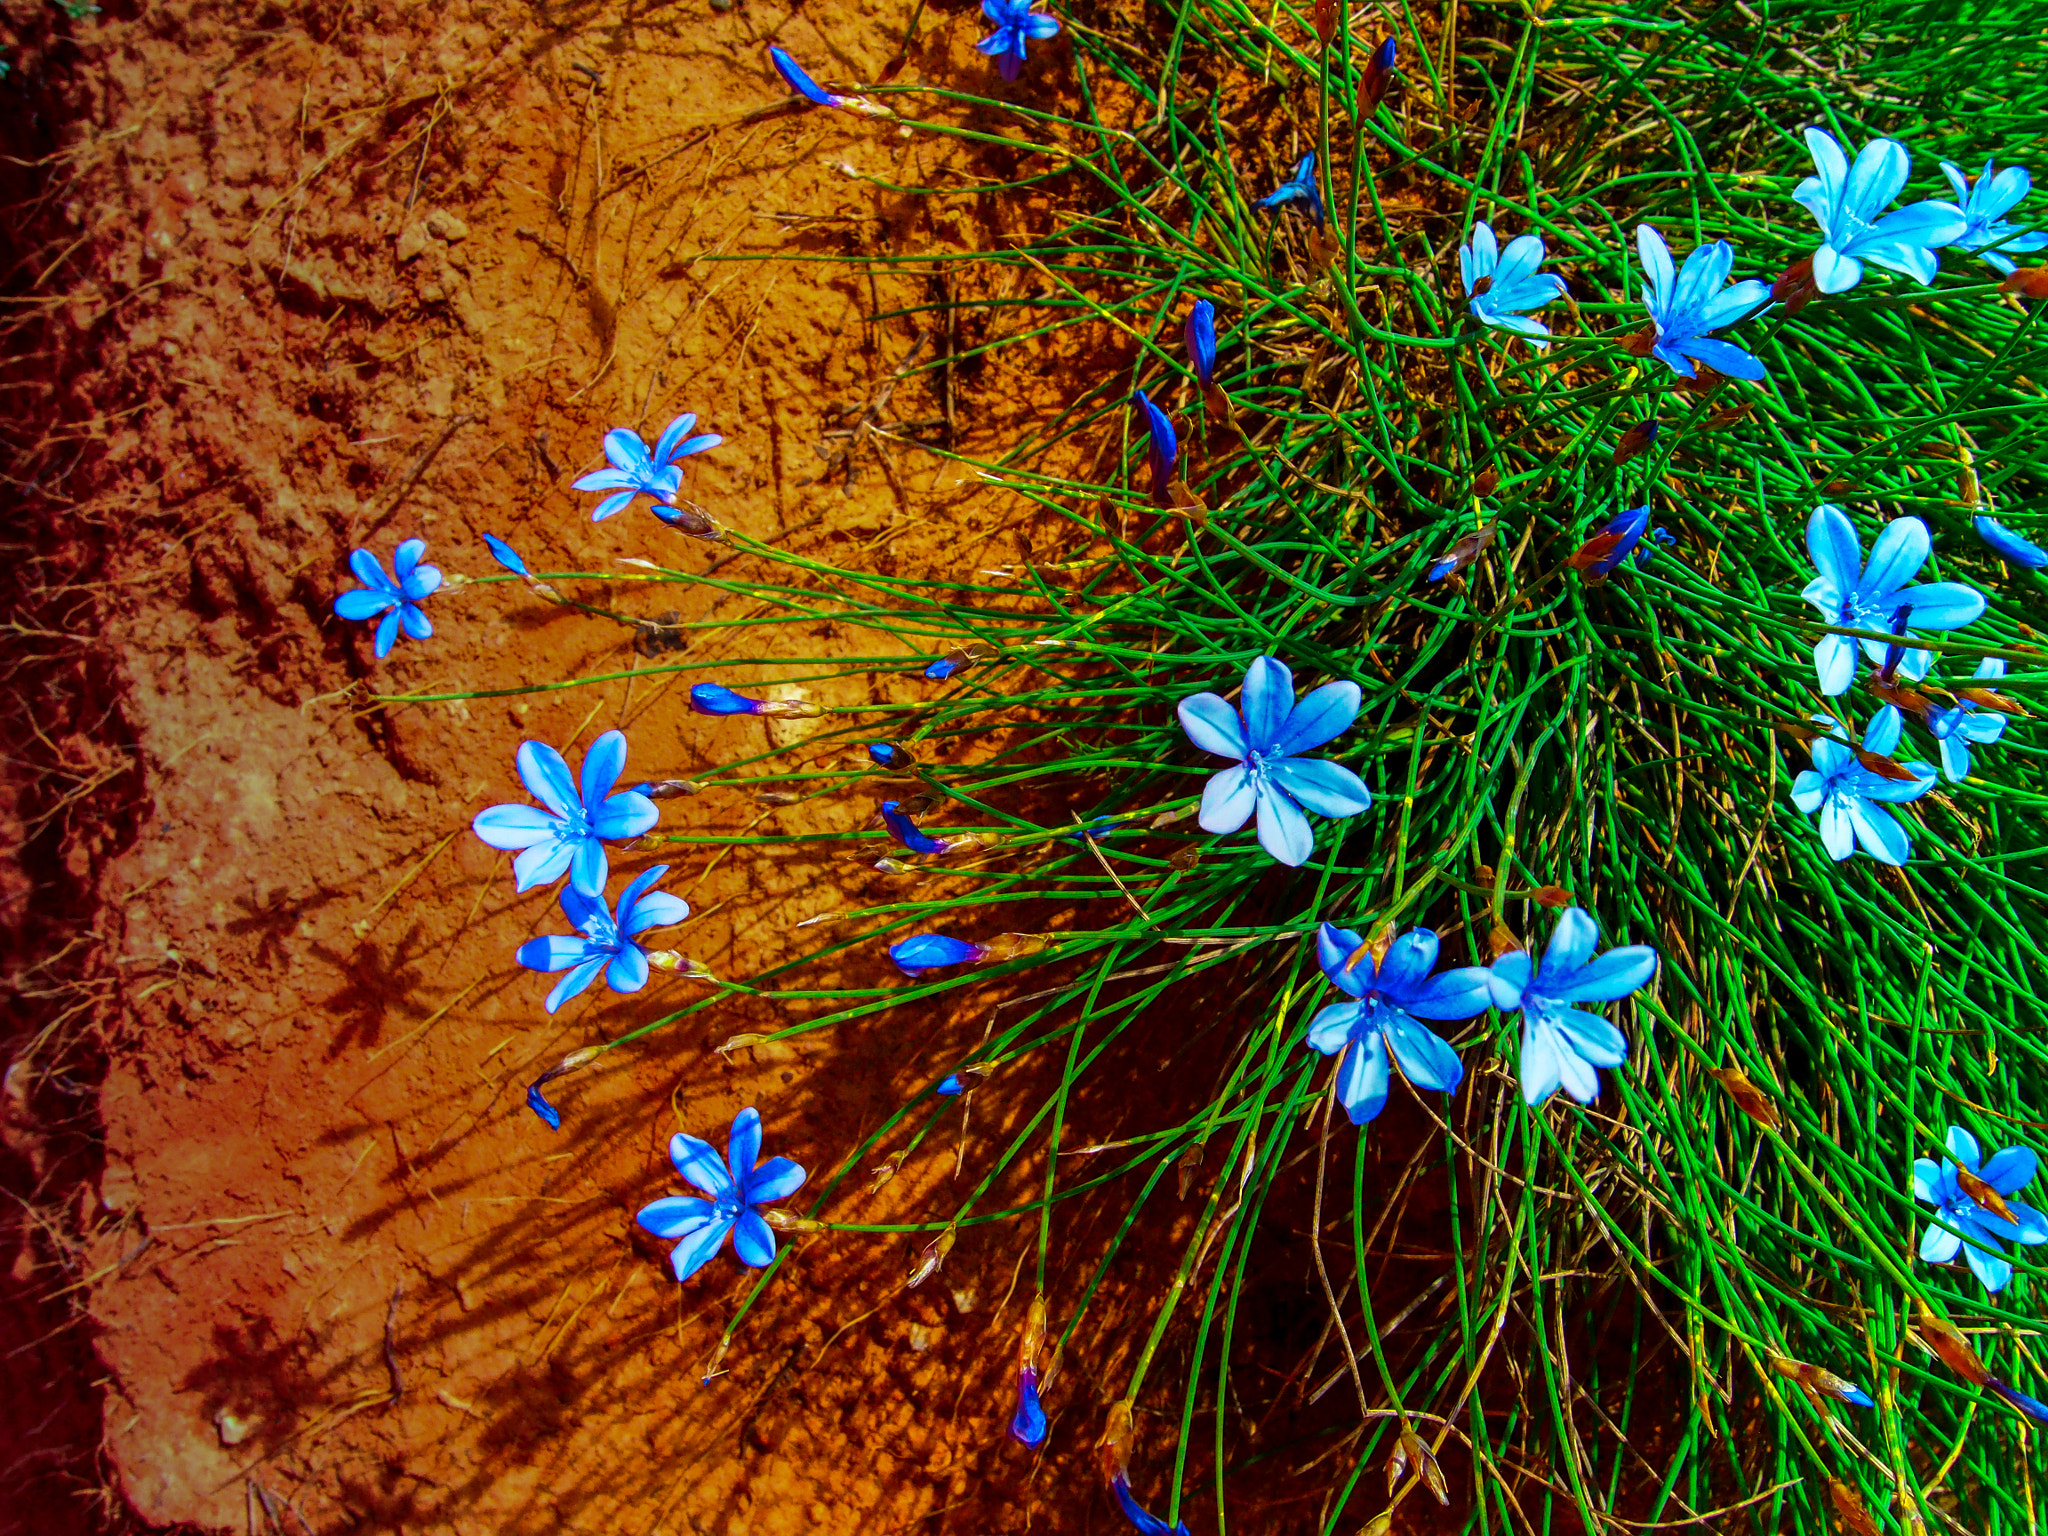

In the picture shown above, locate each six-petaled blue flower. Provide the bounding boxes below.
[637,1106,808,1283]
[1915,1124,2048,1293]
[1305,923,1490,1124]
[1255,153,1324,229]
[334,539,441,658]
[1927,657,2008,782]
[1975,514,2048,568]
[472,730,659,894]
[516,864,690,1013]
[868,742,914,769]
[1802,504,1985,694]
[1789,706,1936,865]
[573,412,721,521]
[1939,158,2046,275]
[1794,128,1968,294]
[1460,222,1568,347]
[976,0,1061,81]
[1487,906,1656,1108]
[1633,224,1771,380]
[1177,655,1372,867]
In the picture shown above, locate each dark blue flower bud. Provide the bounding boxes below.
[889,934,987,976]
[1009,1366,1047,1445]
[881,801,948,855]
[482,533,529,576]
[691,682,765,716]
[1975,514,2048,568]
[1184,301,1216,387]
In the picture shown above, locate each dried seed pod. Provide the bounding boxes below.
[1707,1065,1782,1131]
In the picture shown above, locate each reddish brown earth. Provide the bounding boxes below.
[0,1,1515,1532]
[0,0,1141,1530]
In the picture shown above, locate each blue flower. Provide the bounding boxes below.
[868,741,914,769]
[1940,158,2047,276]
[482,533,529,576]
[1794,128,1968,294]
[1305,923,1490,1124]
[1132,389,1179,503]
[472,730,659,894]
[1177,655,1372,867]
[1927,657,2009,782]
[1568,505,1651,582]
[975,0,1060,81]
[1487,906,1656,1108]
[1914,1124,2048,1294]
[334,539,441,658]
[637,1106,808,1283]
[1009,1366,1047,1445]
[890,934,987,975]
[572,412,721,521]
[1184,300,1217,386]
[1975,514,2048,568]
[1633,225,1771,381]
[515,864,690,1013]
[936,1075,966,1096]
[692,682,765,716]
[1789,706,1936,865]
[1254,153,1324,229]
[1111,1475,1190,1536]
[1802,504,1984,694]
[1459,222,1567,347]
[881,801,947,855]
[925,656,964,680]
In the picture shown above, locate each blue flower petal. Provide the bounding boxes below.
[1252,781,1315,866]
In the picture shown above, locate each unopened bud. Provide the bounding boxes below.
[981,933,1052,963]
[715,1031,772,1055]
[873,858,916,875]
[647,952,715,979]
[868,1151,907,1193]
[652,500,727,541]
[753,789,801,806]
[636,778,705,799]
[1707,1065,1781,1132]
[760,699,825,719]
[1020,1294,1048,1369]
[1098,1399,1135,1482]
[521,574,568,604]
[761,1208,827,1233]
[907,1227,956,1289]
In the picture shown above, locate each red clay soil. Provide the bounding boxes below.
[0,2,1503,1532]
[0,1,1150,1530]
